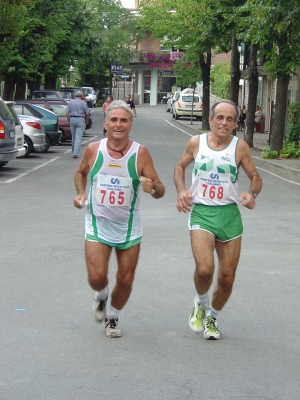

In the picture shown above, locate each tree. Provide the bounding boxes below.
[238,0,300,153]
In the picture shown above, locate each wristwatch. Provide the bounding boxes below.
[150,183,156,195]
[249,189,257,199]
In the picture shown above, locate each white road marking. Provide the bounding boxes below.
[164,120,194,137]
[4,157,60,183]
[256,166,300,186]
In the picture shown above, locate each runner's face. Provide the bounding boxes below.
[209,103,237,137]
[104,108,132,139]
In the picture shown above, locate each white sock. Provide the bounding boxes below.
[207,306,219,319]
[107,306,120,318]
[197,293,209,306]
[95,286,109,300]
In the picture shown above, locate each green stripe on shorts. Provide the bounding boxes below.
[189,203,243,241]
[85,234,142,249]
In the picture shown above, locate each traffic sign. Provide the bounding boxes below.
[121,75,130,78]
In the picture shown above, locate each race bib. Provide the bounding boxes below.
[197,171,230,201]
[96,174,132,206]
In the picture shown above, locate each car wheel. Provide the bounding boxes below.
[33,135,51,153]
[166,105,170,112]
[172,112,175,119]
[20,136,33,157]
[175,113,179,120]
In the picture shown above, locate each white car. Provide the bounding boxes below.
[172,91,202,120]
[166,91,181,113]
[5,101,26,158]
[17,114,46,157]
[82,87,97,108]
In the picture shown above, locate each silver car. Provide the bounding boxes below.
[5,101,26,158]
[17,114,46,157]
[0,97,17,167]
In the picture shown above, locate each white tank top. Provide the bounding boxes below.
[86,139,142,243]
[190,133,240,206]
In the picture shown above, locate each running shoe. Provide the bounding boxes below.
[203,316,221,340]
[92,296,108,323]
[189,296,207,333]
[105,316,122,338]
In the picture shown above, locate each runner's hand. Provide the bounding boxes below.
[176,190,193,213]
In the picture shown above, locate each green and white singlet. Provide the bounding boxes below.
[85,139,142,244]
[190,133,240,206]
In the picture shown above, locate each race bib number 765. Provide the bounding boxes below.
[96,174,132,206]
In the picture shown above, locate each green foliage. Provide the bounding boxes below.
[210,62,230,99]
[280,142,300,158]
[285,102,300,146]
[261,148,278,159]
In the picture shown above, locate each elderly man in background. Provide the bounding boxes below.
[66,91,90,158]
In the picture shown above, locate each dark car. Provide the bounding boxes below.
[28,90,63,99]
[0,97,17,167]
[17,99,71,142]
[14,102,61,152]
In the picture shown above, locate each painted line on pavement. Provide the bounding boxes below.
[164,120,194,137]
[4,157,60,183]
[256,166,300,186]
[63,135,98,154]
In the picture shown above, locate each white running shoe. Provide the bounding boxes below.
[105,316,122,338]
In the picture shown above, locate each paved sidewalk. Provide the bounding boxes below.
[176,118,300,174]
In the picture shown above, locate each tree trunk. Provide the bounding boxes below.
[2,75,15,100]
[28,75,42,93]
[199,50,211,131]
[230,32,241,136]
[245,44,259,148]
[270,73,289,153]
[44,75,57,89]
[15,78,27,100]
[230,32,240,106]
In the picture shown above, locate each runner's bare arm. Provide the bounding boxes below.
[237,140,262,209]
[174,136,198,213]
[73,143,97,208]
[138,145,165,199]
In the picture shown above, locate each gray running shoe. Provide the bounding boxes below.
[92,296,108,323]
[189,295,207,333]
[203,316,221,340]
[105,316,122,338]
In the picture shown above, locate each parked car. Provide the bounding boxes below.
[172,91,202,120]
[17,99,71,142]
[82,87,97,107]
[28,90,63,99]
[59,86,82,97]
[0,97,17,167]
[166,91,181,113]
[5,101,26,158]
[18,114,46,157]
[14,102,61,152]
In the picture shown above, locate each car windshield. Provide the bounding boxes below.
[31,93,58,99]
[6,104,20,124]
[83,88,92,94]
[49,104,67,116]
[182,96,200,102]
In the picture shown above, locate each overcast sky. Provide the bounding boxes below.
[121,0,135,8]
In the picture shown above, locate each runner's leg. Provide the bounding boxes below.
[110,243,141,310]
[85,241,112,290]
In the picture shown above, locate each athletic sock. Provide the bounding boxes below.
[207,306,219,319]
[197,293,209,307]
[95,286,109,300]
[107,306,120,318]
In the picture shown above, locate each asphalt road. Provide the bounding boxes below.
[1,105,300,400]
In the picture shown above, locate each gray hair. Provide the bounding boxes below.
[75,91,83,97]
[106,100,134,122]
[210,100,239,122]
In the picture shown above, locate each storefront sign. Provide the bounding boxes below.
[110,63,123,75]
[158,70,178,77]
